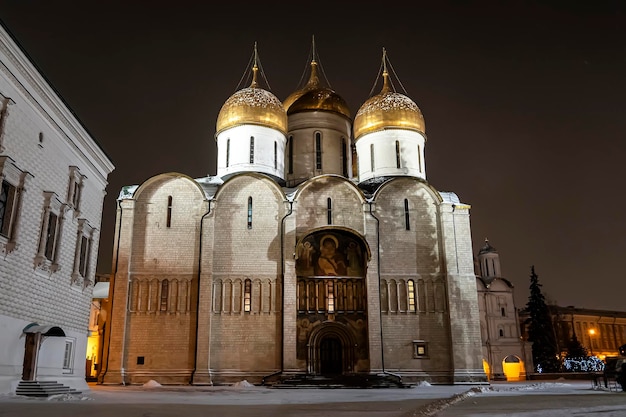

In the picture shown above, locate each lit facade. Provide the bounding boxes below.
[99,46,487,386]
[0,23,114,394]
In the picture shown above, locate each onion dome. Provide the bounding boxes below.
[478,238,497,255]
[216,63,287,136]
[283,59,351,119]
[353,54,425,141]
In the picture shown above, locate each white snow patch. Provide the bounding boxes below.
[143,379,162,388]
[232,380,254,388]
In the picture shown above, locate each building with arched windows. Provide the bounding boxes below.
[99,44,487,386]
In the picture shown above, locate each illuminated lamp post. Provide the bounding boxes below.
[588,328,596,356]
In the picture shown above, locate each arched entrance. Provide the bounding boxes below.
[308,321,356,375]
[320,336,343,375]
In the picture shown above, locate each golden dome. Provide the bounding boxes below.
[353,70,425,141]
[216,65,287,136]
[283,60,351,119]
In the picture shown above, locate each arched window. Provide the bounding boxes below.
[274,141,277,169]
[341,138,348,176]
[244,279,252,312]
[249,136,255,163]
[160,280,169,311]
[396,140,401,168]
[247,197,253,229]
[499,328,504,337]
[404,199,410,230]
[327,281,335,313]
[315,132,322,169]
[166,195,173,228]
[408,279,416,312]
[327,198,332,225]
[226,138,230,167]
[288,136,294,174]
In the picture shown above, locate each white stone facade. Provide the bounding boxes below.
[0,23,114,394]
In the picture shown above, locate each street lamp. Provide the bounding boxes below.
[588,328,596,356]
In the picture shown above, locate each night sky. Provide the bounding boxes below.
[1,1,625,311]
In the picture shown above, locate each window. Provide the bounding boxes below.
[404,199,410,231]
[501,307,506,317]
[66,166,84,214]
[35,191,65,271]
[288,136,293,174]
[499,328,504,337]
[396,140,401,168]
[315,132,322,169]
[413,340,428,358]
[408,279,416,312]
[249,136,254,163]
[327,198,332,225]
[0,96,13,151]
[370,144,375,171]
[0,156,29,254]
[72,218,94,285]
[166,195,173,228]
[63,340,74,371]
[274,141,277,169]
[341,138,348,176]
[417,145,422,172]
[244,279,251,312]
[247,197,253,229]
[226,138,230,167]
[160,280,169,311]
[327,281,335,313]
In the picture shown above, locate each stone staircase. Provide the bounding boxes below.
[16,380,82,397]
[271,373,412,389]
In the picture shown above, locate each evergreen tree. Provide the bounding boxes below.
[565,333,588,359]
[525,265,560,372]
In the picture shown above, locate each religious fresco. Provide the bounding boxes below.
[296,233,364,277]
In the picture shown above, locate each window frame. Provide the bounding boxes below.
[72,218,95,285]
[35,191,66,273]
[413,340,428,359]
[0,156,29,254]
[66,166,85,216]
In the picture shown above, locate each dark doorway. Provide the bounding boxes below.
[320,336,342,375]
[22,333,38,380]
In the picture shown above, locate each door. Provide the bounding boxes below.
[320,336,342,375]
[22,333,39,380]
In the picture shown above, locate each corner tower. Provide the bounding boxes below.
[215,43,288,184]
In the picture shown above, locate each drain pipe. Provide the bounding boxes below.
[190,199,212,384]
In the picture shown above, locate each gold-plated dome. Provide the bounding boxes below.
[353,68,425,141]
[283,60,351,119]
[216,64,287,136]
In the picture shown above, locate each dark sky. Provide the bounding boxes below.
[1,1,625,312]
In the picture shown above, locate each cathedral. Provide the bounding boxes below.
[99,44,487,386]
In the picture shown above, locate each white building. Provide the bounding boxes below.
[475,239,533,380]
[0,22,114,394]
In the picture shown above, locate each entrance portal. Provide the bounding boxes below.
[320,336,343,375]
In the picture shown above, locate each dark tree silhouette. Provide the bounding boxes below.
[565,333,588,359]
[525,265,560,372]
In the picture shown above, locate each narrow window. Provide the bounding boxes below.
[78,235,90,277]
[408,279,416,312]
[418,145,422,172]
[501,307,506,317]
[160,280,169,311]
[44,212,59,261]
[63,340,73,370]
[341,138,348,176]
[249,136,254,163]
[244,279,252,312]
[404,199,410,230]
[370,144,375,171]
[0,180,16,237]
[166,195,172,228]
[315,132,322,169]
[247,197,253,229]
[226,138,230,168]
[72,218,94,284]
[327,281,335,313]
[66,166,83,213]
[327,197,332,225]
[499,328,504,337]
[396,140,401,168]
[273,141,278,169]
[288,136,294,174]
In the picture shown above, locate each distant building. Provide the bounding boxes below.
[99,44,487,386]
[519,305,626,361]
[0,22,114,394]
[474,239,533,380]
